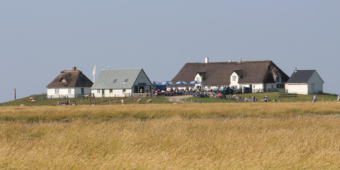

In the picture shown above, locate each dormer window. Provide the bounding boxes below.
[124,79,128,83]
[113,79,117,83]
[276,77,280,83]
[232,76,236,81]
[60,78,67,83]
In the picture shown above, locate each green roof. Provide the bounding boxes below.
[91,68,148,89]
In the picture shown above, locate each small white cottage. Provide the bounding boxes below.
[91,68,152,97]
[285,70,324,95]
[46,67,93,98]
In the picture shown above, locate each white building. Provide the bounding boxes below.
[46,67,93,98]
[171,58,289,92]
[91,68,152,97]
[285,70,324,95]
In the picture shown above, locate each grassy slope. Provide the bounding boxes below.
[1,95,171,106]
[2,92,337,106]
[188,92,338,103]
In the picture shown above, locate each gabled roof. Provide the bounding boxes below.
[91,68,150,89]
[171,60,289,85]
[287,70,323,83]
[46,70,93,88]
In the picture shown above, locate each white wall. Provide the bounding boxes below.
[308,71,324,84]
[47,87,91,98]
[195,73,202,82]
[308,83,323,94]
[286,84,308,95]
[307,71,324,94]
[229,72,239,88]
[92,89,132,98]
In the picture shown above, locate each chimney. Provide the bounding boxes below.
[240,57,242,63]
[205,57,209,63]
[228,60,232,63]
[72,67,77,71]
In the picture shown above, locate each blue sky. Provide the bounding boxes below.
[1,1,339,103]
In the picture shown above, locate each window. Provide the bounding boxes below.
[271,85,274,88]
[61,78,66,83]
[113,79,117,83]
[276,77,280,83]
[232,76,236,81]
[68,89,71,94]
[124,79,128,83]
[97,89,100,93]
[109,89,113,93]
[122,89,126,93]
[55,89,59,94]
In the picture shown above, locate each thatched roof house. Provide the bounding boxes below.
[46,67,93,98]
[171,60,289,92]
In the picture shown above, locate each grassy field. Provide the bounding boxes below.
[188,92,338,103]
[2,92,337,106]
[1,102,340,169]
[1,95,171,106]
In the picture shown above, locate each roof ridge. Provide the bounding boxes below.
[186,60,272,64]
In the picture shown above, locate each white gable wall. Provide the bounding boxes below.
[307,71,324,94]
[195,73,202,82]
[229,72,239,88]
[133,70,151,93]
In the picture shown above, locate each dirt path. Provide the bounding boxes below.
[165,95,192,103]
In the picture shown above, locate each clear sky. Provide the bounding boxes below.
[1,1,339,103]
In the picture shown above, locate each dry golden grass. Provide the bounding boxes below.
[1,102,340,169]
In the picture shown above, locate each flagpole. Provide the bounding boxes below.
[93,65,96,83]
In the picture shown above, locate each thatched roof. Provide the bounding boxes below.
[171,60,289,85]
[46,70,93,88]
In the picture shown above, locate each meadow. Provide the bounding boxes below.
[1,102,340,169]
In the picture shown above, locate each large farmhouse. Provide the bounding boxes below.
[171,59,289,92]
[91,68,152,97]
[285,70,324,95]
[46,67,93,98]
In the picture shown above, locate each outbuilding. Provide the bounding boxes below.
[91,68,152,97]
[285,70,324,95]
[46,67,93,98]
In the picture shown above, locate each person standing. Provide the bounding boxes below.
[337,94,340,101]
[313,94,317,103]
[264,96,268,102]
